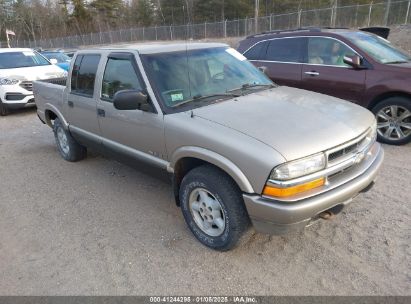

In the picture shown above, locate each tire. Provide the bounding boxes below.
[53,118,87,162]
[179,165,250,251]
[372,97,411,145]
[0,99,9,116]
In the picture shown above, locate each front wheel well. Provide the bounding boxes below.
[172,157,241,206]
[368,92,411,110]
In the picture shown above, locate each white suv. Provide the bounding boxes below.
[0,48,67,116]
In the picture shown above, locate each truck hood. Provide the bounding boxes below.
[0,64,66,81]
[192,86,375,161]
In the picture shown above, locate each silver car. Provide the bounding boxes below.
[33,43,384,250]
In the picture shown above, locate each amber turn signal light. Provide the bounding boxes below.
[263,177,325,198]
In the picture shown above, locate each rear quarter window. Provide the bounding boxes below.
[71,54,101,97]
[243,41,268,60]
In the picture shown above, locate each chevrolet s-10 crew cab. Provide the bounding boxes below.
[33,43,384,251]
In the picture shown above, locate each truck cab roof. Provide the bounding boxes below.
[77,42,229,55]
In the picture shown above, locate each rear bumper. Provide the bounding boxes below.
[243,143,384,235]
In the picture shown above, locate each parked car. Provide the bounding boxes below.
[0,48,67,116]
[33,43,383,250]
[238,28,411,145]
[41,51,71,71]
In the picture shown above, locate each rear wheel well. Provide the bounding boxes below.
[368,92,411,110]
[44,110,57,127]
[172,157,241,206]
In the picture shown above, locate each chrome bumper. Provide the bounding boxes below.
[243,143,384,235]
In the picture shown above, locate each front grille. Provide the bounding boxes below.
[328,142,360,162]
[20,81,33,91]
[327,133,369,165]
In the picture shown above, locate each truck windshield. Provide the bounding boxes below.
[0,51,51,69]
[141,47,273,109]
[341,32,411,64]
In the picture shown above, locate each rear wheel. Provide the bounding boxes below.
[372,97,411,145]
[179,165,250,251]
[0,99,9,116]
[53,118,87,161]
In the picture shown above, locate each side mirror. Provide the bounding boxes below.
[258,66,268,75]
[343,55,363,69]
[49,58,58,64]
[113,90,152,112]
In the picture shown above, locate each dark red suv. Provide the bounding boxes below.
[238,28,411,145]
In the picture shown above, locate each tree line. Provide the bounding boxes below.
[0,0,379,43]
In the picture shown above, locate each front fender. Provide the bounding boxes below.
[169,146,255,194]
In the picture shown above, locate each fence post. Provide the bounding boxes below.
[297,9,302,28]
[384,0,391,26]
[367,2,373,27]
[204,22,207,39]
[224,19,227,38]
[269,14,272,31]
[143,27,145,41]
[406,1,411,24]
[245,17,248,36]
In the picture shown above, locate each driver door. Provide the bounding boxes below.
[96,52,166,161]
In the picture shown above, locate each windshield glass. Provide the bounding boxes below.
[141,47,273,109]
[0,50,51,69]
[42,52,71,63]
[341,32,411,64]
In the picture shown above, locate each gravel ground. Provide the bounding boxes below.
[0,108,410,296]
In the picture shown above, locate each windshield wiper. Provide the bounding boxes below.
[227,83,276,95]
[171,93,240,108]
[385,60,409,64]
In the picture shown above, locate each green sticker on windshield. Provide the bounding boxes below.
[171,93,184,102]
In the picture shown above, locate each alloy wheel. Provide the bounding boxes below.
[189,188,226,237]
[376,105,411,141]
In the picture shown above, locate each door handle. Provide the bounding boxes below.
[97,108,105,117]
[304,71,320,76]
[68,100,74,107]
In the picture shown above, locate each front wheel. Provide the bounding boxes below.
[372,97,411,145]
[53,118,87,162]
[179,165,250,251]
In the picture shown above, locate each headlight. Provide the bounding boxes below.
[270,153,326,181]
[0,78,20,85]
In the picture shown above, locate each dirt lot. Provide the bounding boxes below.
[0,108,410,295]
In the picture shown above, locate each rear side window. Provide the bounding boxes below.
[266,38,304,63]
[71,54,101,97]
[243,41,268,60]
[101,56,143,101]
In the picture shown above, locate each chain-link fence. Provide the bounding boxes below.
[8,0,411,49]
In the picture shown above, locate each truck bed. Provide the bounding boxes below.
[33,78,67,125]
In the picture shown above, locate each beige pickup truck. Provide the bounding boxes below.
[34,43,384,251]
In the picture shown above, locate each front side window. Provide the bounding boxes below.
[0,51,50,69]
[341,31,411,64]
[141,47,273,110]
[101,56,143,101]
[265,38,304,63]
[308,37,356,66]
[71,54,100,97]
